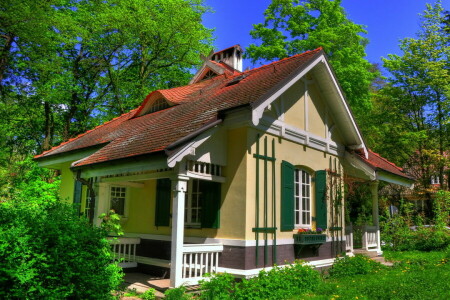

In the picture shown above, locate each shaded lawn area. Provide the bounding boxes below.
[298,251,450,300]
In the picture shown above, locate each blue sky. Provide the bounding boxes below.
[203,0,450,68]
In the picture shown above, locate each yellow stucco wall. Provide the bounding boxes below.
[59,162,74,203]
[121,127,248,240]
[245,128,345,240]
[283,81,305,130]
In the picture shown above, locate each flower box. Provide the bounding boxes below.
[293,233,327,245]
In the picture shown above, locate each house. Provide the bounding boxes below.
[34,45,414,287]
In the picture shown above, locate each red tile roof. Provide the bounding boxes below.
[33,48,325,168]
[355,149,414,180]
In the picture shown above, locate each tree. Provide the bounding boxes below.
[383,1,450,191]
[0,0,213,194]
[246,0,375,118]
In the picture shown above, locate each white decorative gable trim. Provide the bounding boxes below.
[166,124,220,168]
[251,55,325,127]
[251,53,368,159]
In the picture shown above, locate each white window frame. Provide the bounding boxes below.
[185,179,202,228]
[109,185,128,217]
[294,168,312,227]
[431,175,440,185]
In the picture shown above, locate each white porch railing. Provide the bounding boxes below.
[181,243,223,285]
[362,225,379,251]
[345,225,353,253]
[108,237,141,268]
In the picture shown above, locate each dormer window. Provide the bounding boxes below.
[148,98,170,113]
[201,70,217,81]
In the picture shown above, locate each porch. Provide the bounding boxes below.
[108,236,224,287]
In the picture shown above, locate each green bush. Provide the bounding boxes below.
[165,286,192,299]
[199,272,235,299]
[328,254,386,277]
[199,261,320,299]
[0,199,123,299]
[140,288,156,300]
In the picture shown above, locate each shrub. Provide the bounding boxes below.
[199,272,235,299]
[0,199,123,299]
[199,261,320,299]
[140,288,156,300]
[165,286,192,300]
[328,254,386,277]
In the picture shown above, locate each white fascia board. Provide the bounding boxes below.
[79,157,167,178]
[36,148,99,169]
[251,55,325,126]
[167,125,219,168]
[320,61,368,158]
[344,152,376,180]
[377,171,415,188]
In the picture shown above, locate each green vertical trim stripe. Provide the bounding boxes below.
[155,178,171,227]
[280,161,295,231]
[315,170,328,230]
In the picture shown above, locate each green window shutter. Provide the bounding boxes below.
[281,161,295,231]
[155,178,171,227]
[73,180,82,213]
[200,180,221,229]
[315,170,327,230]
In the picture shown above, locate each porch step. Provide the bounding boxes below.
[352,249,379,258]
[371,256,394,267]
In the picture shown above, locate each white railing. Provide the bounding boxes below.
[345,225,353,253]
[108,237,141,268]
[181,243,223,285]
[362,226,378,250]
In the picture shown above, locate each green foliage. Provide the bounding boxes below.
[0,198,123,299]
[381,205,450,252]
[199,261,320,299]
[328,254,386,278]
[164,285,192,300]
[373,1,450,193]
[140,288,156,300]
[305,250,450,300]
[100,209,124,236]
[199,273,235,299]
[246,0,376,117]
[0,0,213,195]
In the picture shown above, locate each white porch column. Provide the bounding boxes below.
[94,182,109,226]
[170,175,189,288]
[370,180,382,254]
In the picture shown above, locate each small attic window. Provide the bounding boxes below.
[201,70,217,81]
[148,98,170,113]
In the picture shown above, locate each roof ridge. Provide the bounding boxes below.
[243,47,323,75]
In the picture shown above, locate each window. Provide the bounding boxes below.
[294,169,311,227]
[110,186,126,216]
[154,178,220,228]
[148,98,170,113]
[185,179,202,227]
[431,175,440,185]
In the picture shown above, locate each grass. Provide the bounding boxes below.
[296,250,450,300]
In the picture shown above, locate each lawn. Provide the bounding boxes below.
[298,250,450,300]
